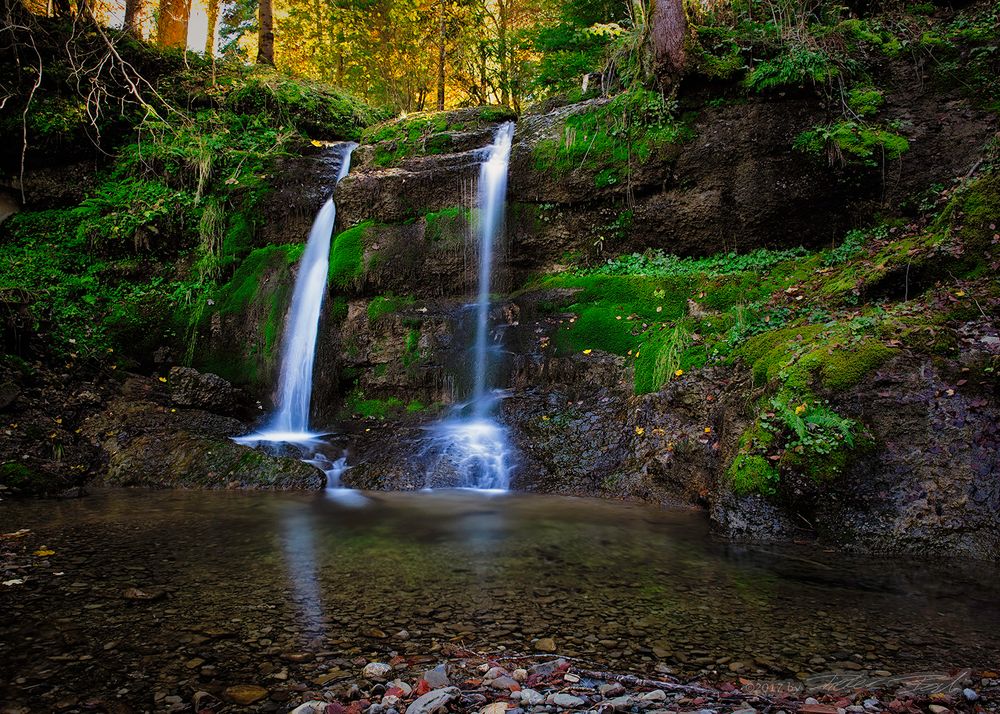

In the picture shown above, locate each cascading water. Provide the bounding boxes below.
[424,122,516,491]
[249,141,357,442]
[236,142,358,495]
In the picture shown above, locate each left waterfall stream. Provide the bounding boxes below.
[235,141,362,501]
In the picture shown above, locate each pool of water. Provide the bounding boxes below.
[2,488,998,709]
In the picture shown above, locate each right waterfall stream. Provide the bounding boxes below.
[424,121,516,490]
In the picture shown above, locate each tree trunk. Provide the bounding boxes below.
[436,0,446,110]
[256,0,275,66]
[123,0,142,37]
[497,0,509,107]
[649,0,686,84]
[204,0,218,53]
[158,0,190,48]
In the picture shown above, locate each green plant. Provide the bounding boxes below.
[533,88,692,189]
[794,121,909,166]
[745,45,838,92]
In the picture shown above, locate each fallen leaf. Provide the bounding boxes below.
[33,548,55,557]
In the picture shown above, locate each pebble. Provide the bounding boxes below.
[963,688,979,702]
[535,637,557,653]
[513,668,528,682]
[480,703,509,714]
[390,679,412,696]
[223,684,268,705]
[362,663,393,681]
[491,675,520,691]
[639,689,667,702]
[608,695,633,711]
[423,663,451,688]
[927,707,948,714]
[406,686,460,714]
[519,689,544,706]
[599,682,626,697]
[547,692,585,708]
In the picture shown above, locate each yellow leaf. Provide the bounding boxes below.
[795,404,806,414]
[541,415,550,421]
[704,427,712,434]
[158,377,167,383]
[33,549,55,557]
[674,369,684,377]
[582,349,592,355]
[635,427,645,435]
[956,290,965,297]
[310,139,324,147]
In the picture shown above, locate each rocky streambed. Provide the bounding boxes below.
[2,489,999,712]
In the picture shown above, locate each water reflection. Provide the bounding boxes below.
[280,505,327,638]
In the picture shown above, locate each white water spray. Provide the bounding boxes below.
[241,142,357,443]
[424,122,515,490]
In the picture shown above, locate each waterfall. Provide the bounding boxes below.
[239,141,357,443]
[423,122,515,491]
[471,121,514,416]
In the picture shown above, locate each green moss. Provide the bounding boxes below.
[729,454,780,495]
[362,107,515,167]
[847,87,885,117]
[794,121,909,166]
[215,244,304,315]
[344,391,406,419]
[815,339,894,391]
[424,206,470,243]
[744,46,839,92]
[0,462,51,496]
[367,293,414,322]
[329,221,371,288]
[402,328,422,367]
[533,88,693,187]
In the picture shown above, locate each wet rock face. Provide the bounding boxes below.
[820,353,1000,557]
[506,90,996,264]
[80,376,323,490]
[261,146,356,246]
[168,366,241,415]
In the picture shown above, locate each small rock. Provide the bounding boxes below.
[393,629,410,641]
[563,673,580,683]
[422,663,450,688]
[963,689,979,702]
[480,703,508,714]
[599,683,626,697]
[519,689,544,706]
[363,663,393,682]
[609,695,633,711]
[927,707,948,714]
[640,690,667,702]
[290,703,328,714]
[406,686,460,714]
[535,637,557,653]
[546,693,585,708]
[732,709,757,714]
[486,666,511,680]
[491,676,520,691]
[224,685,268,705]
[390,680,412,697]
[799,706,839,714]
[512,668,528,682]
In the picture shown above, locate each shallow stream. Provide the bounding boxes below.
[2,489,998,709]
